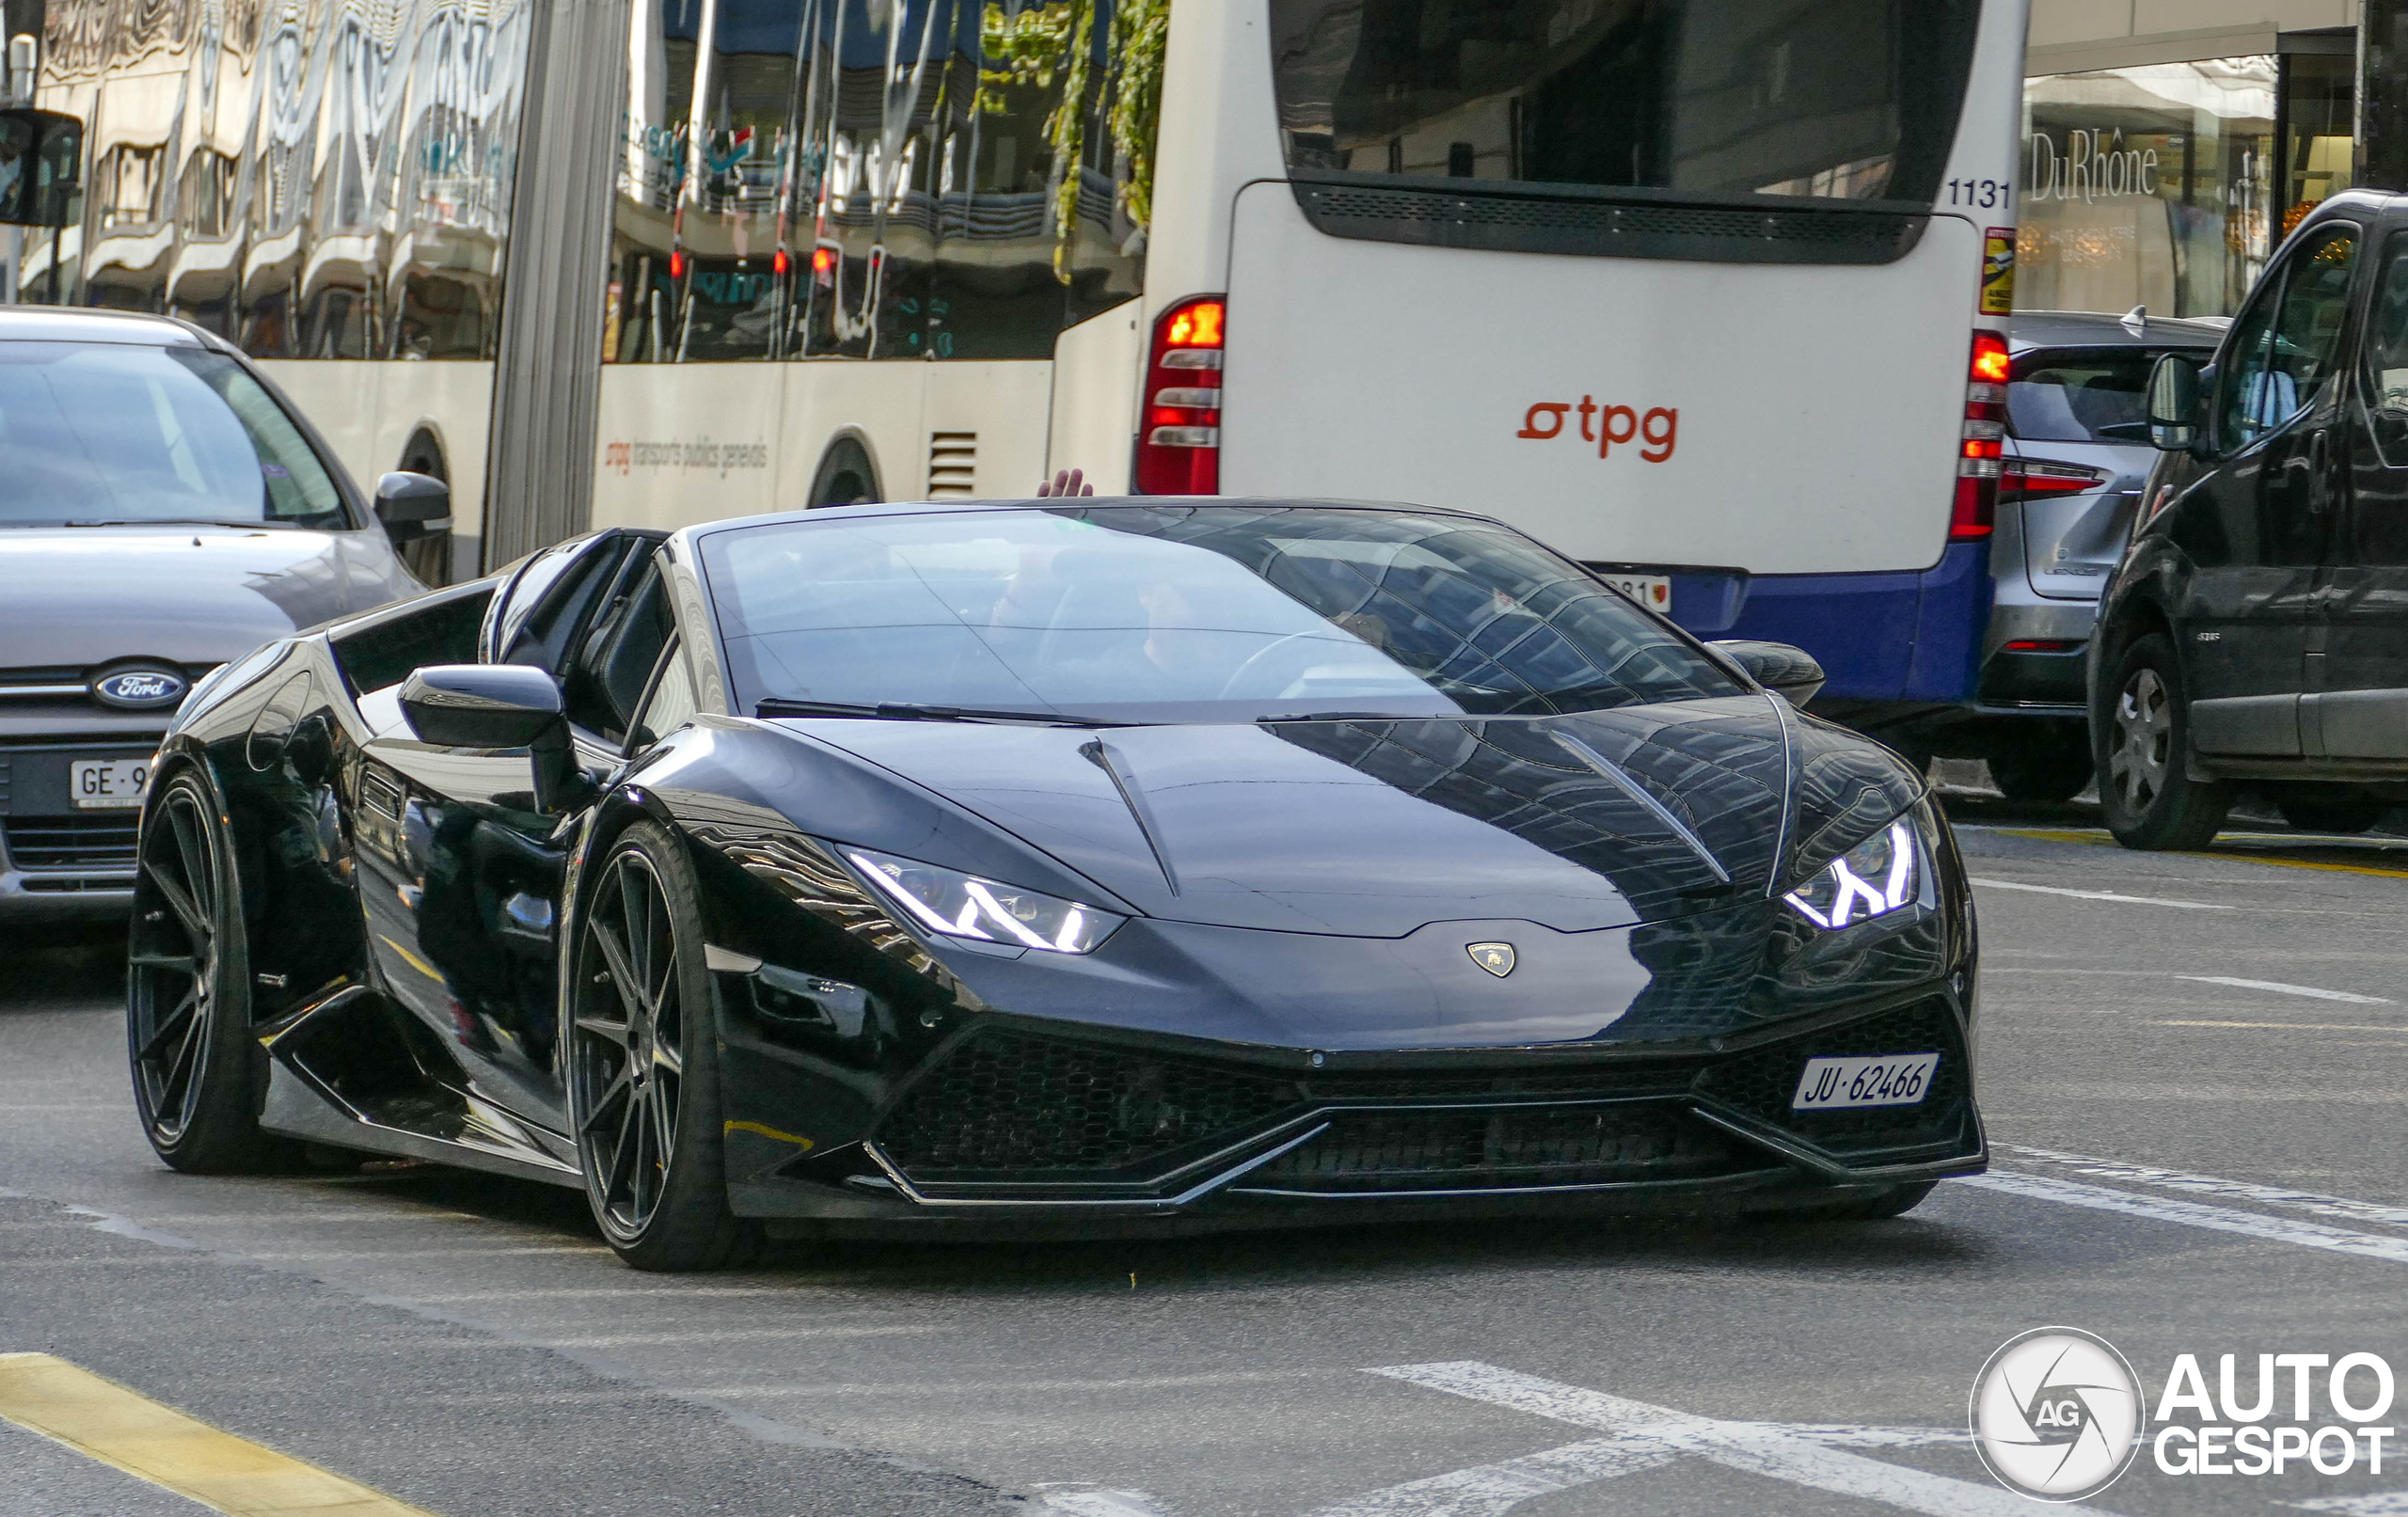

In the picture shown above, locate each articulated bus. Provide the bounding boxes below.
[25,0,2027,737]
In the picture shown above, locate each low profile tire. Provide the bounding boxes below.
[2098,633,2230,850]
[1988,726,2091,804]
[2276,793,2387,835]
[567,821,756,1272]
[126,771,283,1173]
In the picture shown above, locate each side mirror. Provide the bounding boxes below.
[0,108,81,227]
[2147,354,2203,450]
[399,664,578,812]
[1710,640,1827,706]
[373,471,452,545]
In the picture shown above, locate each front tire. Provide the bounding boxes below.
[2098,633,2230,850]
[566,821,755,1272]
[1988,726,2091,803]
[126,771,282,1173]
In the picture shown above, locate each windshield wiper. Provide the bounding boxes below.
[62,517,291,529]
[755,697,1127,727]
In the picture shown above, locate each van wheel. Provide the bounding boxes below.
[2275,793,2388,835]
[1988,726,2091,803]
[2098,633,2230,850]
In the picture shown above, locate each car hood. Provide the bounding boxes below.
[0,525,416,669]
[784,697,1924,938]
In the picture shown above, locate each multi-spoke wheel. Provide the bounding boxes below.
[2095,632,2228,851]
[566,821,753,1271]
[126,770,279,1172]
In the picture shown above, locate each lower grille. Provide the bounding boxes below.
[5,814,141,870]
[1694,998,1970,1158]
[1252,1105,1738,1193]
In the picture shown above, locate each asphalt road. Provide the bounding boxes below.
[9,783,2408,1517]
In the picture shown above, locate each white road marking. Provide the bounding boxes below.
[1307,1362,2045,1517]
[684,1370,1333,1398]
[1964,1171,2408,1266]
[2154,1020,2408,1035]
[2179,975,2390,1003]
[1037,1487,1178,1517]
[1969,877,2231,909]
[1999,1145,2408,1228]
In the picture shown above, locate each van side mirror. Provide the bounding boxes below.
[0,107,80,227]
[373,471,452,544]
[399,664,578,813]
[1710,640,1826,706]
[2147,354,2203,451]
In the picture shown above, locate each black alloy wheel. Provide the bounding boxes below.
[566,821,754,1271]
[2097,632,2230,850]
[126,771,281,1172]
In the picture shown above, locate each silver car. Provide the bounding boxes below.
[1956,309,2226,799]
[0,308,436,922]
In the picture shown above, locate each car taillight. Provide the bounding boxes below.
[1133,295,1224,495]
[1953,330,2007,541]
[1999,459,2111,500]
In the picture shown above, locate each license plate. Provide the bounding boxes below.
[71,757,151,810]
[1596,571,1673,613]
[1791,1052,1941,1111]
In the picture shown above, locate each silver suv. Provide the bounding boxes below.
[1949,309,2226,799]
[0,308,436,921]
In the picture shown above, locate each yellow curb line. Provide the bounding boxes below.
[0,1352,440,1516]
[1994,828,2408,881]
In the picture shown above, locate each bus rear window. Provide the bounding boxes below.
[1269,0,1980,210]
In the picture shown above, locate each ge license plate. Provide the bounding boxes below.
[1791,1053,1940,1111]
[1595,571,1673,613]
[71,757,151,810]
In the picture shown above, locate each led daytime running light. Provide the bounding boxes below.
[1782,820,1917,930]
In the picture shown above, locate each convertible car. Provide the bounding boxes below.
[127,498,1984,1270]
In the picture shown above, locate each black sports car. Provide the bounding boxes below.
[127,498,1984,1270]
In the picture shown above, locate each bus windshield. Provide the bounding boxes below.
[1270,0,1981,208]
[704,505,1744,724]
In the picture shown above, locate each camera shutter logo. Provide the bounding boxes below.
[1971,1327,2146,1501]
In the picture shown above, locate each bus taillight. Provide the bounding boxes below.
[1135,295,1225,494]
[1953,331,2007,540]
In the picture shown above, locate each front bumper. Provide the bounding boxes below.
[721,988,1985,1238]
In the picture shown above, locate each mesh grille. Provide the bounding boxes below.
[1255,1105,1737,1193]
[4,814,140,870]
[1694,998,1969,1157]
[877,1030,1303,1181]
[1292,181,1925,266]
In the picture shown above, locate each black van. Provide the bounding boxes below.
[2098,190,2408,848]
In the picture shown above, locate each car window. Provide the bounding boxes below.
[2364,230,2408,456]
[500,535,649,676]
[0,341,347,527]
[2221,225,2357,450]
[630,640,698,749]
[2008,347,2193,443]
[562,560,673,743]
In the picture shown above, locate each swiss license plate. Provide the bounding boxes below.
[1791,1052,1941,1111]
[1596,571,1673,613]
[71,757,151,810]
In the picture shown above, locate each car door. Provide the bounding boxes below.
[2318,222,2408,759]
[2178,221,2360,757]
[351,532,653,1136]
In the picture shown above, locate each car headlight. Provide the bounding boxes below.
[844,846,1124,954]
[1781,814,1932,930]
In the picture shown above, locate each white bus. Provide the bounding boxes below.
[27,0,2026,725]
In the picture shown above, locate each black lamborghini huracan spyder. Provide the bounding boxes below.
[126,498,1983,1269]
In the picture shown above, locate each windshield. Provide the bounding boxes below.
[703,505,1745,724]
[0,342,348,528]
[1269,0,1979,207]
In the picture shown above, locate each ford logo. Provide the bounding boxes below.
[91,668,188,710]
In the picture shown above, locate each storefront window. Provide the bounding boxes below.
[2020,58,2276,319]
